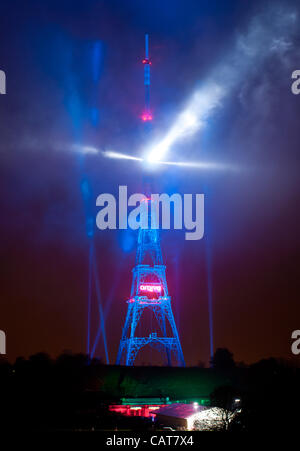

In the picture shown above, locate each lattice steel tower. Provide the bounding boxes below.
[116,200,185,366]
[116,35,185,367]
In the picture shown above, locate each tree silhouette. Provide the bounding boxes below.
[210,348,236,370]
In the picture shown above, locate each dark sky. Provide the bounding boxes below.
[0,0,300,366]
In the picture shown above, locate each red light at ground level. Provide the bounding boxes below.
[109,404,165,418]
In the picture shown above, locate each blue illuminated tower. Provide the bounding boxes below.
[116,199,185,366]
[116,36,185,366]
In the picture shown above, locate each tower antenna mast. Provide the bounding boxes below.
[142,34,152,122]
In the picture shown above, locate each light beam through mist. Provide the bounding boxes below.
[146,83,225,162]
[103,151,143,161]
[144,4,298,162]
[67,4,298,174]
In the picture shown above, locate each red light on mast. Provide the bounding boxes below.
[142,58,152,65]
[141,112,153,122]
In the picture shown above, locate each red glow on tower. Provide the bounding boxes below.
[141,112,153,121]
[140,284,162,294]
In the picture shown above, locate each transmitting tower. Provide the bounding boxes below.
[116,35,185,366]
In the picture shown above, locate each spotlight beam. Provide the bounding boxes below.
[102,151,143,161]
[100,149,236,171]
[145,82,225,163]
[142,5,298,163]
[158,159,235,171]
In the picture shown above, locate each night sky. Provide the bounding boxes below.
[1,0,300,366]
